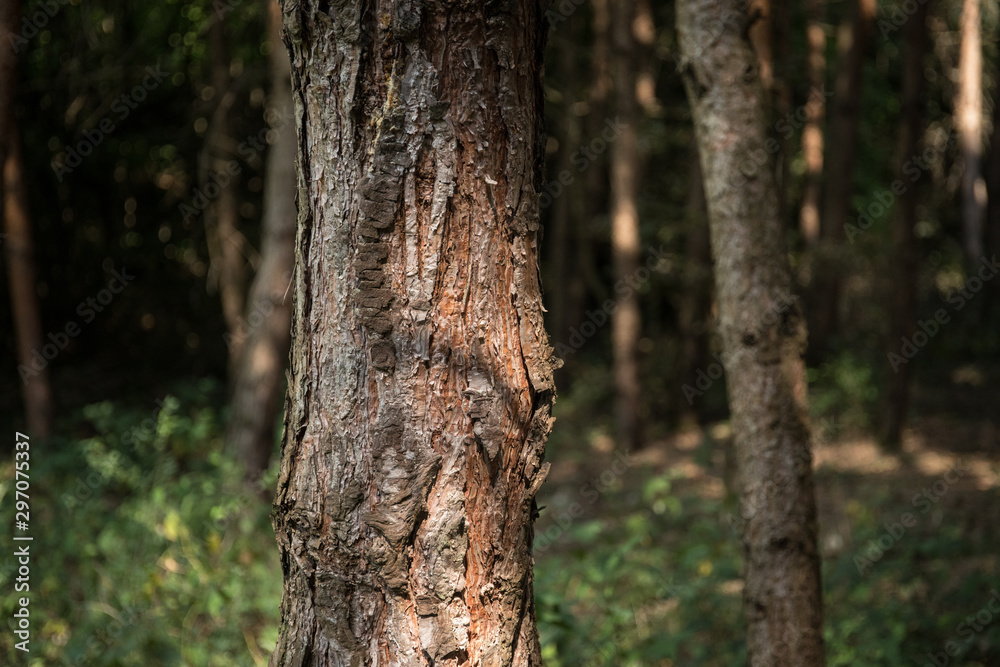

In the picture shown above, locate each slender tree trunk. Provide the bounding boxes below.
[810,0,875,358]
[610,0,644,450]
[547,28,580,378]
[678,146,712,425]
[226,0,296,482]
[2,0,53,438]
[955,0,985,267]
[5,127,54,438]
[270,2,555,664]
[678,1,826,664]
[883,0,928,448]
[204,13,247,366]
[799,0,826,245]
[986,23,1000,311]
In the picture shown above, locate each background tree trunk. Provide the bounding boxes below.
[225,0,296,482]
[610,0,644,450]
[955,0,985,267]
[678,1,826,663]
[810,0,876,359]
[2,0,54,438]
[270,2,556,664]
[882,0,927,448]
[799,0,826,245]
[203,12,247,367]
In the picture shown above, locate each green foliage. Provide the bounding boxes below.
[535,458,1000,666]
[0,379,281,666]
[808,351,881,430]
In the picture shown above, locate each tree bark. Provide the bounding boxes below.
[610,0,644,450]
[204,12,248,366]
[226,0,297,482]
[883,0,927,448]
[678,1,826,664]
[810,0,875,358]
[955,0,985,267]
[2,0,54,438]
[270,2,555,665]
[799,0,826,245]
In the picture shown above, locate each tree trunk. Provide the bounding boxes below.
[799,0,826,245]
[678,146,712,425]
[610,0,644,450]
[225,0,297,482]
[204,13,248,366]
[883,0,927,448]
[4,126,54,438]
[678,1,826,664]
[955,0,985,267]
[270,2,555,665]
[2,0,53,438]
[986,20,1000,310]
[810,0,875,358]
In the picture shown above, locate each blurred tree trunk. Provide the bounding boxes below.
[547,27,581,380]
[955,0,985,267]
[204,12,247,367]
[1,0,53,438]
[883,0,928,448]
[225,0,296,482]
[799,0,827,244]
[678,1,826,664]
[678,146,712,426]
[610,0,644,450]
[810,0,875,359]
[987,24,1000,309]
[270,2,555,664]
[4,128,54,438]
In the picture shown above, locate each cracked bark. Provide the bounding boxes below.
[270,1,555,665]
[678,0,826,664]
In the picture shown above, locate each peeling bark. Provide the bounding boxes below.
[270,1,555,664]
[678,0,826,664]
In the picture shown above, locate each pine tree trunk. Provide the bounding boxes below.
[204,13,247,366]
[270,2,555,664]
[810,0,875,358]
[610,0,644,450]
[2,0,53,438]
[883,0,927,448]
[956,0,985,267]
[226,0,296,481]
[678,1,826,663]
[4,126,54,438]
[799,0,826,245]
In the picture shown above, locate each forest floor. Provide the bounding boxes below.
[533,375,1000,666]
